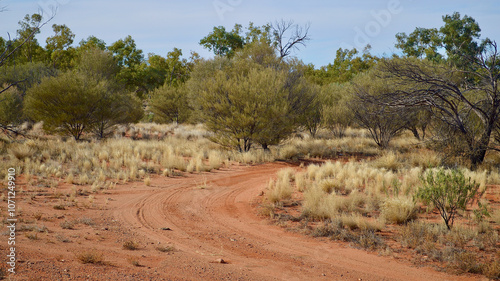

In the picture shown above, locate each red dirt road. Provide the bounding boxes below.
[110,162,479,281]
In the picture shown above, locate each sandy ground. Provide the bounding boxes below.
[1,162,483,280]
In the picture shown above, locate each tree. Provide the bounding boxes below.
[149,84,191,124]
[15,13,45,63]
[75,47,119,80]
[108,35,143,68]
[0,86,23,136]
[108,35,145,96]
[45,24,75,69]
[190,64,289,151]
[1,12,53,95]
[78,36,106,51]
[25,71,105,140]
[301,83,322,138]
[440,12,481,67]
[91,90,143,139]
[349,69,410,148]
[417,168,480,230]
[395,12,481,65]
[189,42,314,151]
[395,27,443,61]
[305,46,376,85]
[25,70,142,140]
[272,20,310,59]
[380,41,499,167]
[76,48,142,138]
[199,24,244,57]
[321,83,355,138]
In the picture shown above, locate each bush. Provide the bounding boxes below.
[417,168,480,230]
[25,70,142,140]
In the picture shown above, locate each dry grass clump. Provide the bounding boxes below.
[60,220,76,230]
[403,149,442,168]
[371,150,401,171]
[380,197,417,224]
[230,150,275,164]
[266,177,293,204]
[338,213,384,232]
[76,250,105,264]
[122,240,140,250]
[156,245,175,253]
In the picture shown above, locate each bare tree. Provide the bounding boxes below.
[379,40,500,167]
[272,20,310,59]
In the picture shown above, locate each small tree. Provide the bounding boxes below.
[417,168,480,230]
[25,71,105,140]
[149,84,191,124]
[25,70,142,140]
[322,83,354,138]
[349,70,409,148]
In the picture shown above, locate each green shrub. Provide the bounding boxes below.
[417,168,480,230]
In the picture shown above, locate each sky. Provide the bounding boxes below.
[1,0,500,68]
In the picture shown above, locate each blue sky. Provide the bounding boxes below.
[1,0,500,67]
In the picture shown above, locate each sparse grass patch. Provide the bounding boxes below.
[76,250,105,264]
[25,232,39,240]
[55,234,71,243]
[60,220,76,230]
[156,245,175,253]
[122,240,140,250]
[53,203,66,210]
[127,257,141,267]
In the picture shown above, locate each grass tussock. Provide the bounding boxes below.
[266,177,293,204]
[122,240,140,250]
[380,197,417,224]
[76,250,105,264]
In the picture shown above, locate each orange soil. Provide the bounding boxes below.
[1,162,482,280]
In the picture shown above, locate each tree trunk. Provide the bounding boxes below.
[261,143,270,152]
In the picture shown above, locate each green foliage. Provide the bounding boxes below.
[306,47,376,85]
[149,84,191,124]
[13,13,45,64]
[45,24,75,69]
[25,70,142,140]
[0,62,56,94]
[440,12,481,66]
[190,61,288,151]
[199,24,245,57]
[75,47,119,80]
[0,86,23,127]
[395,11,481,66]
[108,35,145,96]
[108,35,144,68]
[321,83,354,138]
[189,42,315,151]
[417,168,480,230]
[395,27,443,61]
[77,36,106,52]
[25,71,107,139]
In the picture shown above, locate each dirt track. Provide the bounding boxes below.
[109,162,479,281]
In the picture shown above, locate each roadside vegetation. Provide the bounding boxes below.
[1,9,499,280]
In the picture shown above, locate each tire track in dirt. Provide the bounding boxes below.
[113,163,480,281]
